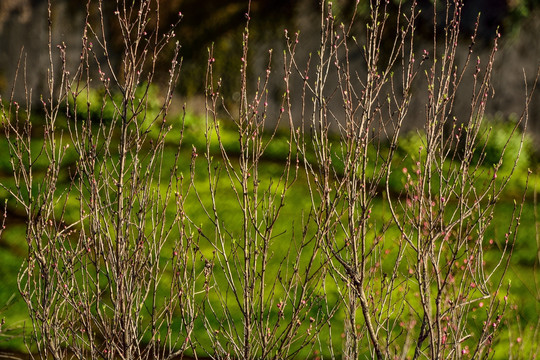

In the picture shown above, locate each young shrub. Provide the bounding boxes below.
[1,1,198,359]
[289,0,537,359]
[0,0,537,359]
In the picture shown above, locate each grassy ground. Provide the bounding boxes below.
[0,111,538,358]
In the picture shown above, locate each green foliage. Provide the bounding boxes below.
[397,130,427,163]
[68,83,163,126]
[392,117,535,198]
[0,227,27,352]
[474,114,532,176]
[504,0,540,36]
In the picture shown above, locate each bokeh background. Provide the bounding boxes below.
[0,0,539,357]
[0,0,539,138]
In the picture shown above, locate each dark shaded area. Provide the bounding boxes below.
[2,0,535,98]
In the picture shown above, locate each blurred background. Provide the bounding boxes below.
[0,0,539,140]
